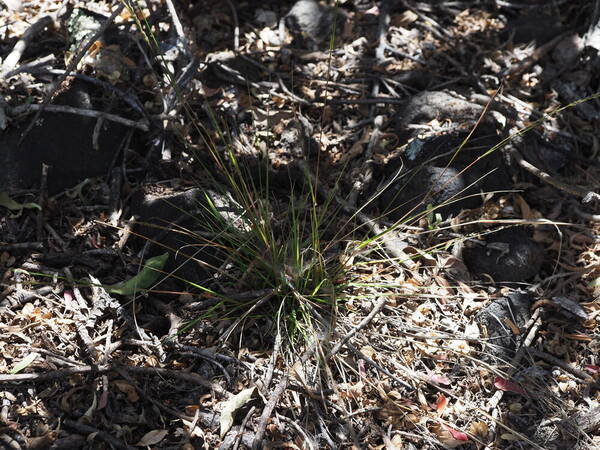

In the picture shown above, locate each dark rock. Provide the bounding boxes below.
[380,166,476,221]
[462,228,544,282]
[378,91,512,220]
[202,53,264,88]
[130,187,242,285]
[379,128,511,220]
[286,0,346,45]
[396,91,486,131]
[475,291,532,362]
[502,11,562,45]
[0,81,127,194]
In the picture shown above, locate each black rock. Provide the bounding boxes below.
[462,228,544,282]
[130,187,242,285]
[380,166,477,221]
[396,91,486,132]
[476,291,532,362]
[379,129,511,220]
[0,81,127,194]
[502,11,562,45]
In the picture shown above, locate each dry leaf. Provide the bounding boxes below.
[494,377,527,396]
[114,380,139,402]
[135,429,168,446]
[436,394,448,415]
[432,423,469,448]
[220,387,256,438]
[468,421,489,438]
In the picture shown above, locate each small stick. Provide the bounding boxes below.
[0,285,53,309]
[18,3,125,144]
[508,147,599,201]
[251,346,315,449]
[63,419,133,450]
[36,163,49,241]
[225,0,240,51]
[1,54,56,79]
[232,406,256,450]
[505,32,569,77]
[0,15,53,77]
[526,348,594,382]
[9,104,149,131]
[0,242,44,251]
[164,0,190,57]
[329,296,386,357]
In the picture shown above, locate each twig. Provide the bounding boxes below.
[0,15,53,77]
[484,307,543,449]
[329,297,386,357]
[315,97,405,105]
[252,369,289,449]
[33,68,145,115]
[263,332,282,390]
[1,54,56,78]
[164,0,191,57]
[232,406,256,450]
[0,286,53,308]
[347,115,384,206]
[505,32,569,77]
[30,347,85,367]
[345,342,414,391]
[251,345,315,449]
[0,363,224,392]
[36,163,48,241]
[225,0,240,52]
[64,267,98,361]
[526,348,594,382]
[18,3,125,144]
[0,242,44,251]
[375,0,391,62]
[0,364,112,383]
[572,205,600,221]
[508,147,599,202]
[8,104,149,131]
[277,414,317,450]
[63,420,134,450]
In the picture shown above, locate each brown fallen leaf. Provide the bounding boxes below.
[135,429,168,446]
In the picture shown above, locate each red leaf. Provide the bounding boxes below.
[494,377,527,396]
[429,374,452,385]
[436,394,448,414]
[442,424,469,441]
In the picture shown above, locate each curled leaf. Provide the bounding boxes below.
[104,253,168,295]
[220,387,256,438]
[436,394,448,415]
[0,191,41,217]
[135,429,168,446]
[10,352,40,374]
[494,377,527,396]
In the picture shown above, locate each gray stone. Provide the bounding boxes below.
[476,291,532,363]
[379,129,511,220]
[462,228,544,282]
[285,0,346,44]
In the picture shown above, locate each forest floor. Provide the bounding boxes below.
[1,0,600,449]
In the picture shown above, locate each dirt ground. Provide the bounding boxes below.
[1,0,600,449]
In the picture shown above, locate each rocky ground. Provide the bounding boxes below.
[1,0,600,448]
